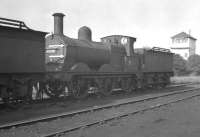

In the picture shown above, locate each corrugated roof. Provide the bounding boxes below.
[171,32,197,40]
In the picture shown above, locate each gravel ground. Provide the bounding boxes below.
[171,76,200,84]
[0,85,199,137]
[66,95,200,137]
[0,84,193,124]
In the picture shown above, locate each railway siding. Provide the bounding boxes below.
[65,94,200,137]
[0,87,200,137]
[0,84,196,128]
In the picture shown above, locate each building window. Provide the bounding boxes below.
[183,38,187,43]
[175,39,180,43]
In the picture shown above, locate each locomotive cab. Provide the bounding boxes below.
[101,35,136,57]
[101,35,139,72]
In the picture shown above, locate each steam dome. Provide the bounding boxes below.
[78,26,92,41]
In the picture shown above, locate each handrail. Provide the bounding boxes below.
[151,47,171,53]
[0,17,30,30]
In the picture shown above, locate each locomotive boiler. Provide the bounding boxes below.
[46,13,132,73]
[46,26,111,72]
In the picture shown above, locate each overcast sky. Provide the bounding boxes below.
[1,0,200,53]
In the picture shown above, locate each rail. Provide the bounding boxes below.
[44,93,200,137]
[0,84,198,130]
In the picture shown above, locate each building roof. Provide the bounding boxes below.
[171,32,197,40]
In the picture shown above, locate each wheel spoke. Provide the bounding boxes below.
[44,80,64,98]
[101,78,112,96]
[72,79,88,99]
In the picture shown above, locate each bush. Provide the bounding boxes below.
[187,54,200,75]
[173,54,200,76]
[173,54,188,76]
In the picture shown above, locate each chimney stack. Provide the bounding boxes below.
[53,13,65,35]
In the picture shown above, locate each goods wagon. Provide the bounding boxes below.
[0,26,46,73]
[0,17,46,102]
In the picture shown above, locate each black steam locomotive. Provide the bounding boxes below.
[0,13,173,103]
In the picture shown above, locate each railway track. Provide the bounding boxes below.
[44,92,200,137]
[0,84,200,137]
[0,83,193,129]
[0,82,193,106]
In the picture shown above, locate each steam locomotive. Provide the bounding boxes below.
[0,13,173,103]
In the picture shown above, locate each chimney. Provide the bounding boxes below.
[53,13,65,35]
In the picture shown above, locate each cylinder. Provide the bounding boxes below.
[53,13,65,35]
